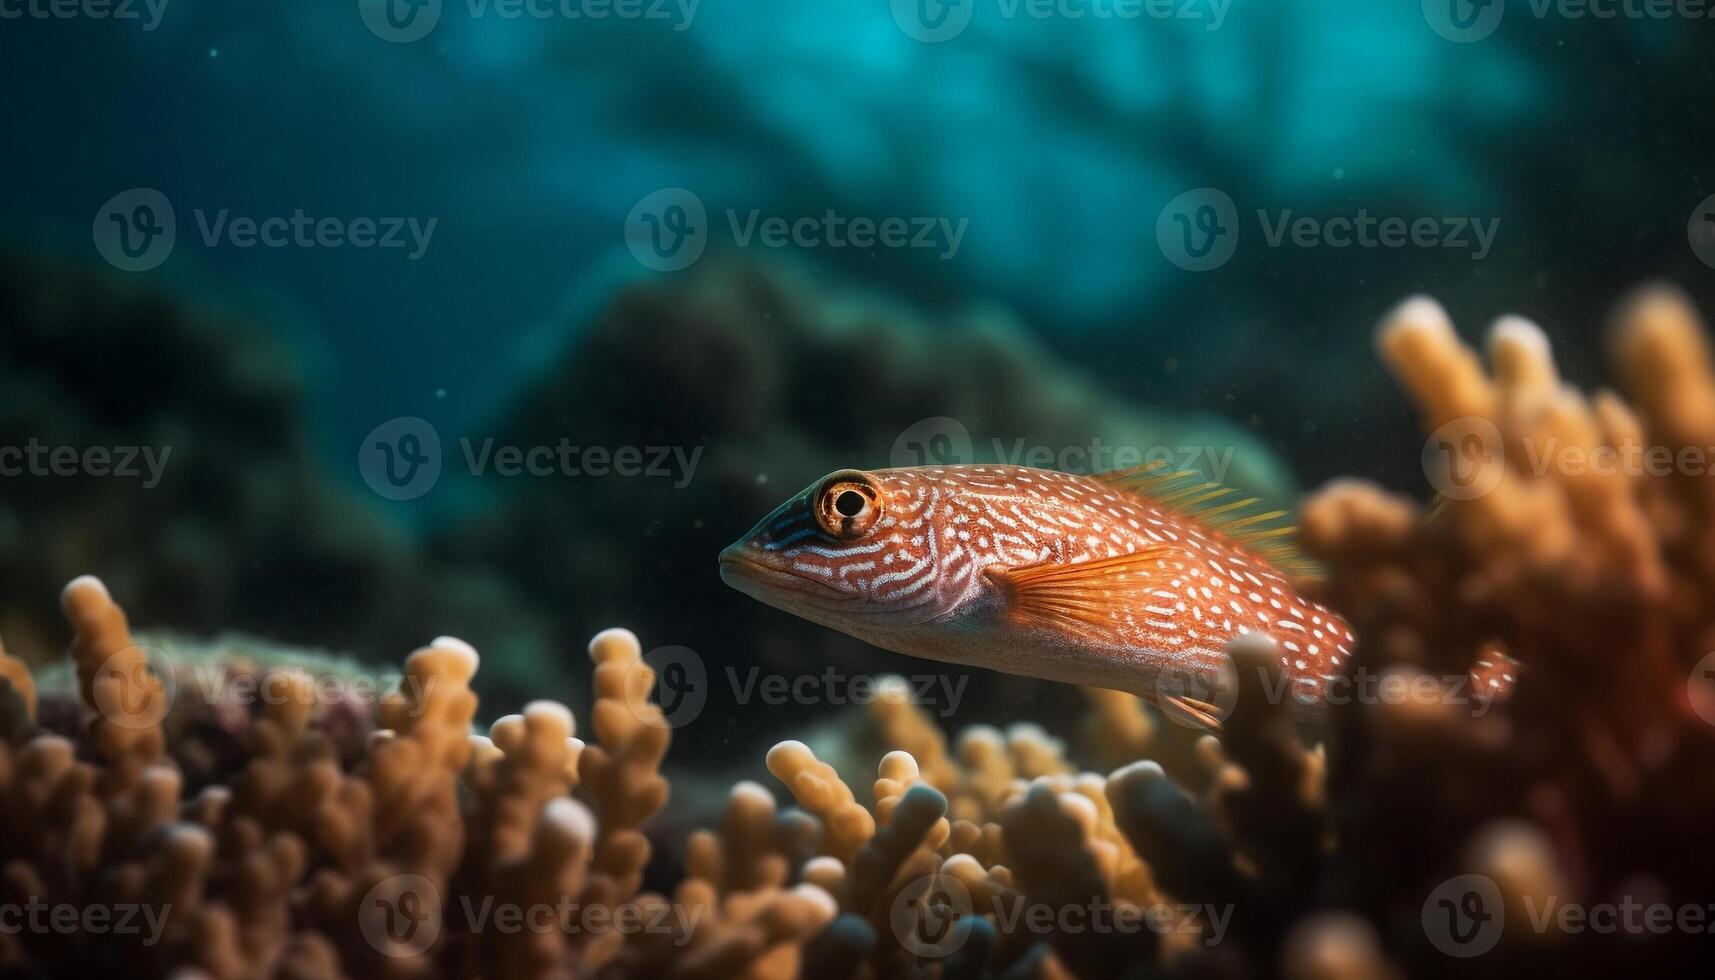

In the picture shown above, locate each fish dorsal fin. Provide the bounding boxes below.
[1090,461,1315,578]
[985,545,1184,637]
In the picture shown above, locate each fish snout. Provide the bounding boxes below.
[717,541,750,587]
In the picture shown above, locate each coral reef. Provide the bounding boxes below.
[1,285,1712,979]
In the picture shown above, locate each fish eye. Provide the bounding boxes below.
[813,470,884,540]
[834,490,866,517]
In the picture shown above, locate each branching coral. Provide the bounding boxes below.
[1296,286,1715,976]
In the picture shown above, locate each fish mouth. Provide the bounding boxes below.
[717,546,758,591]
[718,545,861,610]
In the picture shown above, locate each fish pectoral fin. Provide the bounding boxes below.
[1158,693,1225,733]
[985,545,1182,636]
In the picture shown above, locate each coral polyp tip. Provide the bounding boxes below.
[1614,281,1697,331]
[58,573,111,613]
[957,724,1004,750]
[588,626,642,664]
[1281,912,1391,980]
[1377,294,1455,347]
[791,881,840,919]
[427,634,480,671]
[161,822,216,854]
[878,749,919,779]
[875,674,910,701]
[729,778,776,807]
[141,765,182,791]
[1107,759,1166,788]
[765,738,811,770]
[1488,313,1552,361]
[29,733,75,761]
[542,796,597,843]
[522,699,575,735]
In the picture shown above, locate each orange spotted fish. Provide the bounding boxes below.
[719,464,1358,728]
